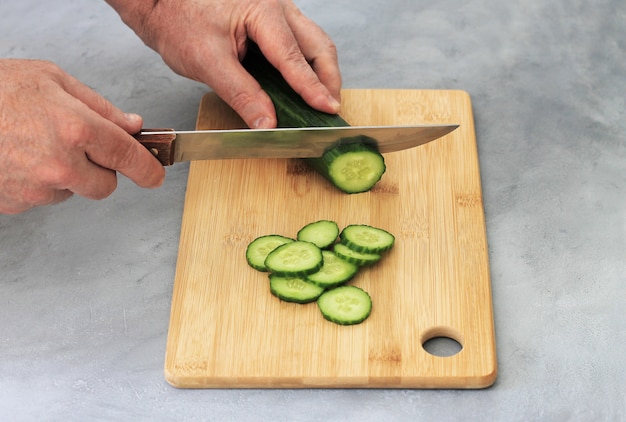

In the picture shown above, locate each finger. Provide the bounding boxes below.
[53,105,165,190]
[57,156,120,200]
[52,68,163,190]
[58,71,144,135]
[249,8,340,115]
[16,187,74,214]
[82,121,166,189]
[194,39,278,129]
[36,188,74,207]
[281,3,342,101]
[50,69,164,189]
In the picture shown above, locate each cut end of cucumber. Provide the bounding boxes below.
[307,250,359,288]
[246,235,295,271]
[246,221,395,327]
[317,286,372,325]
[264,240,324,276]
[269,274,325,304]
[325,144,386,194]
[340,224,395,254]
[296,219,340,249]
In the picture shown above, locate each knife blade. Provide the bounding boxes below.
[134,124,459,166]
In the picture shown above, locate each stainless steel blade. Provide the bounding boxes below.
[138,124,458,163]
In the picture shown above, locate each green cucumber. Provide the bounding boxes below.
[317,286,372,325]
[247,221,396,325]
[242,43,348,128]
[305,142,386,194]
[333,243,382,267]
[246,235,295,271]
[296,220,339,249]
[269,274,325,304]
[307,250,359,289]
[264,240,323,276]
[340,224,395,254]
[242,43,386,193]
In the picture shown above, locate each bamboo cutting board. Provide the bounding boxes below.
[164,89,497,389]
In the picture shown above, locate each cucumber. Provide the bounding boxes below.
[317,286,372,325]
[307,250,359,288]
[296,220,339,249]
[242,43,348,128]
[269,274,325,304]
[304,142,386,194]
[242,43,386,193]
[332,243,382,267]
[246,235,294,271]
[340,224,395,254]
[264,240,323,276]
[247,221,395,325]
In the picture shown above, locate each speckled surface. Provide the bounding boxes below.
[1,0,624,420]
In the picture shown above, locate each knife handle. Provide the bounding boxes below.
[134,128,176,166]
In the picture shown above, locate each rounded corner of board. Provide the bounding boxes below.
[163,365,190,389]
[451,89,473,103]
[474,365,499,389]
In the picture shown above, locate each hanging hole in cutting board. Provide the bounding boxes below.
[421,327,464,357]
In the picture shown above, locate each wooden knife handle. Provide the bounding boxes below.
[134,128,176,166]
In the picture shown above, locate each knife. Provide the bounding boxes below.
[134,124,459,166]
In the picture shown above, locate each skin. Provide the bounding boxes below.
[0,59,166,214]
[0,0,341,214]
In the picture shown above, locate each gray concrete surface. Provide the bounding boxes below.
[1,0,624,420]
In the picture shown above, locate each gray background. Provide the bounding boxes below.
[1,0,624,420]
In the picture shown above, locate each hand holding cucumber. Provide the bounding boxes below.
[106,0,342,129]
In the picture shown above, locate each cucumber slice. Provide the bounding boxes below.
[296,220,340,249]
[246,235,294,271]
[317,286,372,325]
[269,274,325,304]
[307,250,359,288]
[264,241,323,276]
[333,243,381,267]
[340,224,395,254]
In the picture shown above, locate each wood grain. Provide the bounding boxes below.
[164,89,497,389]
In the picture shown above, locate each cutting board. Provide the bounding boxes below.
[164,89,497,389]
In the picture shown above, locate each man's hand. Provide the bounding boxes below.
[107,0,342,129]
[0,59,165,214]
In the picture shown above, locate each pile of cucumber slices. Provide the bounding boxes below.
[246,220,395,325]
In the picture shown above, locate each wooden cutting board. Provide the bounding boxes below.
[164,89,497,389]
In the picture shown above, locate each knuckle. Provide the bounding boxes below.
[39,157,76,188]
[228,90,256,113]
[107,137,139,171]
[281,46,307,68]
[57,117,93,150]
[35,59,62,75]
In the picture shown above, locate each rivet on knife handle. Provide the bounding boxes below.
[134,128,176,166]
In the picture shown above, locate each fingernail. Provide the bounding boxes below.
[124,112,142,124]
[251,116,272,129]
[328,95,341,112]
